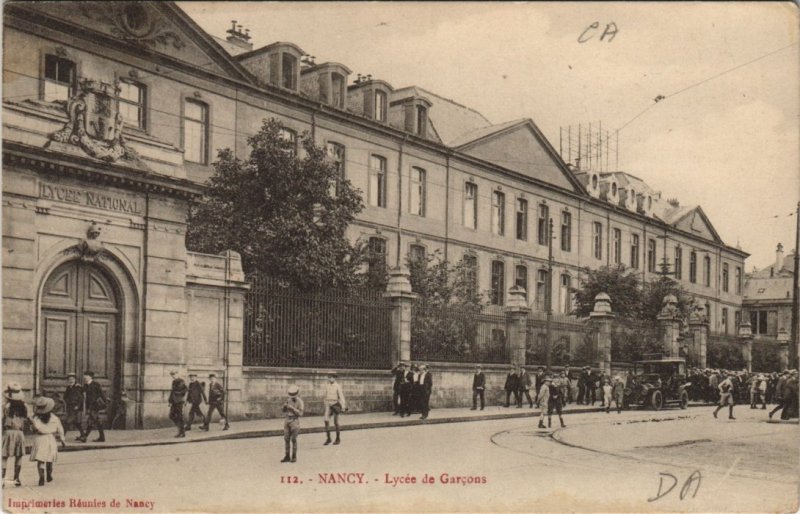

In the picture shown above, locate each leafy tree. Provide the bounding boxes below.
[408,251,492,361]
[186,119,365,291]
[641,259,692,322]
[572,265,643,320]
[751,343,783,373]
[707,341,747,370]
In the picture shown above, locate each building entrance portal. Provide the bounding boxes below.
[40,260,121,419]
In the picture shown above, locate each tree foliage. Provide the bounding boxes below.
[186,119,366,291]
[572,265,643,320]
[707,342,747,370]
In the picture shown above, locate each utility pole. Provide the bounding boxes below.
[545,217,555,372]
[791,201,800,368]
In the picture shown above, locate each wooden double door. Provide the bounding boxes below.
[40,261,120,411]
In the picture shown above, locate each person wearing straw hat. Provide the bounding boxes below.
[281,385,304,463]
[29,396,65,486]
[3,383,28,487]
[537,376,551,429]
[322,372,346,445]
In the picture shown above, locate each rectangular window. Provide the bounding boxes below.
[118,80,146,130]
[515,265,528,299]
[593,222,603,260]
[750,311,768,335]
[674,247,683,280]
[416,105,427,137]
[330,73,344,108]
[703,255,711,287]
[647,239,657,273]
[560,211,572,252]
[375,90,387,122]
[612,228,622,264]
[516,199,528,241]
[631,234,640,269]
[43,54,75,102]
[279,128,297,157]
[491,261,505,306]
[369,155,387,208]
[734,310,741,332]
[538,204,550,246]
[463,254,478,297]
[367,237,386,276]
[689,252,697,283]
[721,308,729,335]
[722,263,729,293]
[735,267,742,295]
[183,99,208,164]
[560,274,571,314]
[492,191,505,236]
[535,269,548,312]
[326,142,346,196]
[409,244,426,264]
[410,167,426,217]
[282,54,297,90]
[464,183,478,229]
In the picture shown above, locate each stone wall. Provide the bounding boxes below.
[240,363,514,419]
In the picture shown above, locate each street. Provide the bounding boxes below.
[4,406,798,513]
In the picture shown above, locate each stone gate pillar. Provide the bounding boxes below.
[657,294,682,358]
[588,292,614,376]
[384,268,417,366]
[504,285,530,367]
[688,305,709,369]
[738,319,753,372]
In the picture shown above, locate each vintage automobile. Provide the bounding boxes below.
[623,357,690,410]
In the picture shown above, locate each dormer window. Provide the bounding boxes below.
[282,54,297,90]
[331,72,345,108]
[375,90,387,122]
[416,105,428,137]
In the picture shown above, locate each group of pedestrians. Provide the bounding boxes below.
[390,362,434,419]
[167,371,229,438]
[502,365,543,408]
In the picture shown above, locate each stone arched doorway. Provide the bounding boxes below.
[39,260,122,421]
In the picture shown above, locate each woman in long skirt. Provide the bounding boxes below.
[29,397,65,486]
[2,383,28,487]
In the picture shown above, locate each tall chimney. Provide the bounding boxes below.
[776,242,784,270]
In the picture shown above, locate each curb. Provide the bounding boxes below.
[56,403,720,453]
[59,406,612,452]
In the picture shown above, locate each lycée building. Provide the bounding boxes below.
[2,2,747,427]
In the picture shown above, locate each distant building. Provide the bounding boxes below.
[743,243,795,342]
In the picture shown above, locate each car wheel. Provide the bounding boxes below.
[679,390,688,409]
[650,390,663,410]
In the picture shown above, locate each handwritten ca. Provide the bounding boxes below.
[648,470,702,502]
[578,22,619,43]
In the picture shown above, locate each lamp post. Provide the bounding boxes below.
[545,217,554,372]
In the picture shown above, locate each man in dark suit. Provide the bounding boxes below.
[418,364,433,419]
[578,366,590,404]
[399,366,413,417]
[504,366,519,408]
[203,373,229,431]
[391,363,407,415]
[471,364,486,410]
[184,373,207,431]
[168,370,188,438]
[63,373,83,435]
[77,371,106,443]
[518,366,534,408]
[408,364,421,415]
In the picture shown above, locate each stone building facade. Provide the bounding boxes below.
[2,2,748,426]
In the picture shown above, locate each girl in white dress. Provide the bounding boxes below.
[29,397,65,486]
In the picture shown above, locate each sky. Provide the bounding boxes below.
[179,2,800,271]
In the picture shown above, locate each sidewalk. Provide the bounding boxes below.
[58,402,706,452]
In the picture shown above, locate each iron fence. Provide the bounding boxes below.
[525,313,596,366]
[609,318,662,362]
[243,277,392,369]
[410,301,508,363]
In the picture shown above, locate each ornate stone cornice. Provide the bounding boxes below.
[3,141,203,201]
